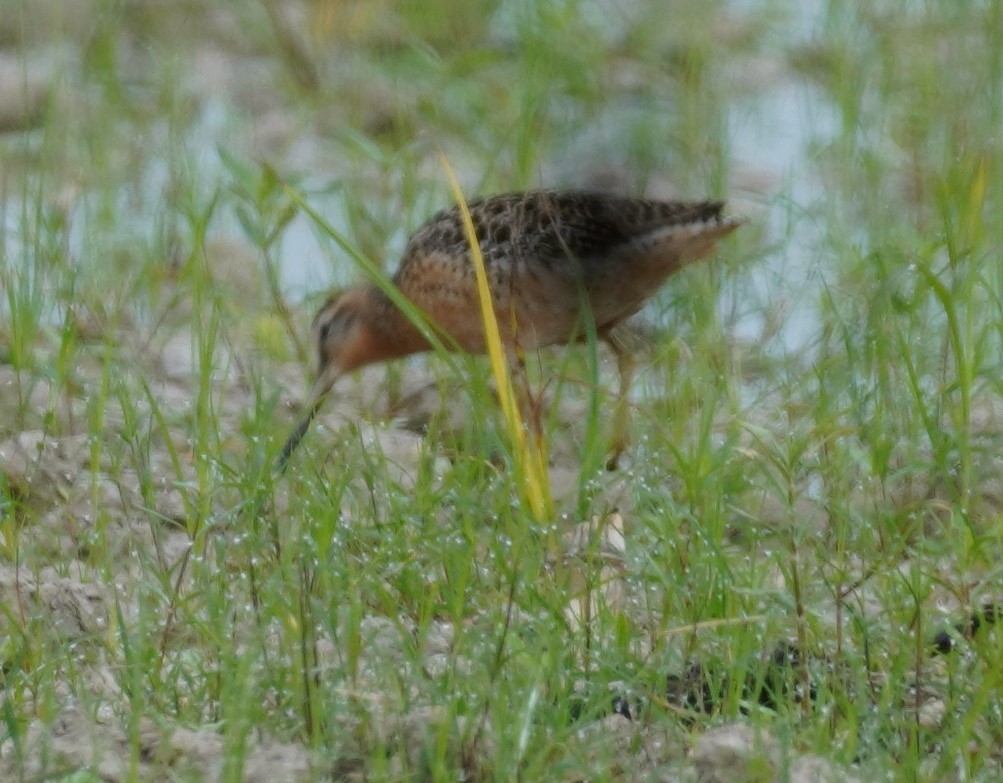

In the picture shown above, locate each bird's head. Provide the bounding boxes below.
[309,286,381,401]
[276,285,378,469]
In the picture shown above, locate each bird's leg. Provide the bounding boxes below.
[507,346,541,442]
[602,330,636,470]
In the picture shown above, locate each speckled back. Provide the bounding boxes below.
[389,190,740,349]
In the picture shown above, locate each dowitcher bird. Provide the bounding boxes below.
[278,190,743,469]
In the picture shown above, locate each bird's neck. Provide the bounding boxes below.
[364,285,433,362]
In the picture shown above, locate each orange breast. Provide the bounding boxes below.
[398,251,595,353]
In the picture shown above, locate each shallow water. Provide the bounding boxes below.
[0,0,836,353]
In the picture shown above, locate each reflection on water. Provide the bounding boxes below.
[722,0,835,355]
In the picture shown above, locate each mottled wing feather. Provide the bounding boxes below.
[392,190,740,350]
[398,191,727,275]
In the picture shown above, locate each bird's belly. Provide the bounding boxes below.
[413,270,585,354]
[408,260,651,355]
[582,261,676,329]
[425,295,576,354]
[504,264,587,349]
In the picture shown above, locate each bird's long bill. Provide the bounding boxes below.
[274,371,339,473]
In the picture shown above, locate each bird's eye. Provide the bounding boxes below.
[318,310,356,344]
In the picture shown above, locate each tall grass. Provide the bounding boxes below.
[440,154,553,521]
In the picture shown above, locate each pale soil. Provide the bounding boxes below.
[0,342,869,781]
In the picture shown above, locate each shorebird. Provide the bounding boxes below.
[278,190,742,469]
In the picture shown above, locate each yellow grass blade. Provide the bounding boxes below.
[439,156,552,521]
[966,155,987,249]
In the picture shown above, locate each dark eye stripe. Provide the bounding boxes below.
[317,309,356,344]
